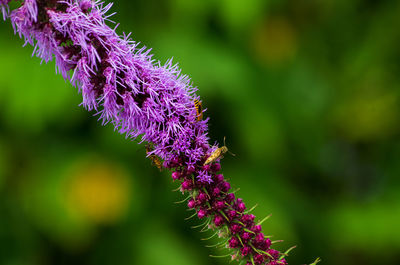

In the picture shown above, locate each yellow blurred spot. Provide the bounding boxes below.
[250,16,297,66]
[65,158,131,225]
[334,91,398,141]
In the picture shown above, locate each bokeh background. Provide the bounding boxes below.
[1,0,400,265]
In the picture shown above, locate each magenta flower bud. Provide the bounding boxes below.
[241,214,255,226]
[228,237,239,248]
[237,202,246,212]
[187,199,196,209]
[230,224,242,234]
[241,232,252,243]
[264,237,272,249]
[211,163,221,172]
[213,215,224,227]
[197,192,208,203]
[202,164,211,171]
[221,181,231,192]
[212,187,221,196]
[252,225,262,233]
[254,233,265,243]
[228,210,237,220]
[267,249,280,259]
[226,193,235,203]
[214,200,225,210]
[268,261,278,265]
[253,233,271,251]
[197,209,207,219]
[215,174,224,183]
[171,171,181,180]
[254,254,265,265]
[181,179,192,191]
[241,246,251,257]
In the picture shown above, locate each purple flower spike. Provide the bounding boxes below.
[0,1,308,264]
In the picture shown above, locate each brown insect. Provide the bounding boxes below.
[203,137,231,165]
[194,99,203,121]
[146,144,163,171]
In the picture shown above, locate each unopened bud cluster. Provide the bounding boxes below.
[167,157,288,265]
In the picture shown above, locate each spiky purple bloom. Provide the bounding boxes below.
[0,1,300,264]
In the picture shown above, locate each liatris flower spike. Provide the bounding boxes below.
[0,1,320,264]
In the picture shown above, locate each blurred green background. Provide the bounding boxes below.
[1,0,400,265]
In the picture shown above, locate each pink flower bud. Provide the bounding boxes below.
[226,193,235,203]
[237,202,246,212]
[197,192,208,203]
[187,199,196,209]
[213,215,224,227]
[215,174,224,183]
[254,254,264,265]
[214,200,225,210]
[230,224,242,234]
[221,181,231,192]
[241,232,252,243]
[228,237,239,248]
[241,246,251,256]
[171,171,181,180]
[181,179,192,191]
[197,209,207,219]
[228,210,237,220]
[202,164,211,171]
[212,187,221,196]
[252,225,262,233]
[267,249,280,259]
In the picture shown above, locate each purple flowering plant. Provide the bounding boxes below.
[0,1,320,264]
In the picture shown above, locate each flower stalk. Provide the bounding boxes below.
[0,1,318,264]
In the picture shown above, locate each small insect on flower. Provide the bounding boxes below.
[204,137,230,165]
[145,144,163,171]
[194,99,203,121]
